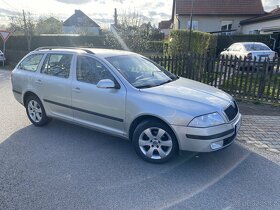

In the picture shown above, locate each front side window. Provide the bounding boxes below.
[19,54,44,72]
[41,54,73,78]
[76,56,115,84]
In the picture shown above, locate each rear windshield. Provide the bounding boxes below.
[244,44,270,51]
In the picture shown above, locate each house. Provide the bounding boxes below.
[171,0,265,34]
[158,20,172,38]
[63,10,100,35]
[240,6,280,34]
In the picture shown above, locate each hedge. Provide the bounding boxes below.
[165,30,217,57]
[145,41,164,53]
[0,35,106,51]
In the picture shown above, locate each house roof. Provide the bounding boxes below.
[240,7,280,25]
[63,10,100,27]
[173,0,264,16]
[158,20,172,29]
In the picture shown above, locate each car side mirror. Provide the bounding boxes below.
[97,79,117,89]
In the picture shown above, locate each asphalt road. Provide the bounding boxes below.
[1,69,280,210]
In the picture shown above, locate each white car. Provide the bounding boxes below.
[0,50,5,62]
[220,42,277,69]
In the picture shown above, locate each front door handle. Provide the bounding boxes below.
[35,79,42,85]
[72,87,81,93]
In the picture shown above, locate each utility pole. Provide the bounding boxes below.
[22,9,32,51]
[188,0,194,52]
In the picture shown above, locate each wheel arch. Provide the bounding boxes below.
[128,114,178,142]
[23,91,40,106]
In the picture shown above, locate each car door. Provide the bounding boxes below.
[37,52,74,121]
[71,55,126,136]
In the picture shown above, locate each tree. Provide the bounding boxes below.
[8,10,35,51]
[36,17,62,34]
[105,10,163,52]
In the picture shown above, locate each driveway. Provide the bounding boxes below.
[1,70,280,210]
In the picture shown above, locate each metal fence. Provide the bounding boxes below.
[150,54,280,103]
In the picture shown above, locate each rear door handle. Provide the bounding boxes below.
[72,87,81,93]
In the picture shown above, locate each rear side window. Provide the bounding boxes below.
[41,54,73,78]
[19,54,44,72]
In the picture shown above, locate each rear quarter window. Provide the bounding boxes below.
[18,54,44,72]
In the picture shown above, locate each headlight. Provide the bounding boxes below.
[188,112,225,128]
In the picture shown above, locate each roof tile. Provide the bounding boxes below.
[175,0,264,15]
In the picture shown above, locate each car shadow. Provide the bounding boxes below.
[1,119,279,209]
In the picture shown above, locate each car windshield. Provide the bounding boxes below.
[244,44,271,51]
[106,55,177,88]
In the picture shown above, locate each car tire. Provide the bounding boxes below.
[132,120,178,163]
[25,95,51,126]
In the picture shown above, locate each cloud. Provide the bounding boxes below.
[113,0,124,3]
[148,11,169,19]
[262,0,279,11]
[0,8,20,16]
[56,0,92,4]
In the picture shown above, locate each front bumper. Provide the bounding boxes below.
[172,113,242,152]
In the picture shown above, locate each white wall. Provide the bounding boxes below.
[160,29,170,38]
[241,19,280,34]
[63,26,100,35]
[174,15,255,33]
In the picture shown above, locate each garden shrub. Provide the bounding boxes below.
[165,30,217,57]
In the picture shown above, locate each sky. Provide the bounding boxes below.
[0,0,279,27]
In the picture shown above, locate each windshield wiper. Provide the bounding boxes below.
[135,84,154,89]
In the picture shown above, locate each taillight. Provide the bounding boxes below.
[246,53,252,60]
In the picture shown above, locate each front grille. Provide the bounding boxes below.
[224,101,238,121]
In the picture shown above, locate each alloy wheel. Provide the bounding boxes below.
[138,127,173,160]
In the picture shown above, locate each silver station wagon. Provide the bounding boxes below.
[12,47,241,163]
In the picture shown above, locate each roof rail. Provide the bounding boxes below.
[34,46,94,54]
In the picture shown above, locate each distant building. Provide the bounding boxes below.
[158,20,172,38]
[171,0,265,35]
[240,6,280,34]
[63,10,100,35]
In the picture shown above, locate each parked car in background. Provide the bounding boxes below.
[220,42,278,69]
[0,50,5,62]
[11,47,241,163]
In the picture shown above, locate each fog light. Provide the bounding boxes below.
[210,141,223,150]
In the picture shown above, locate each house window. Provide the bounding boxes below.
[221,21,233,31]
[249,30,260,35]
[187,21,198,30]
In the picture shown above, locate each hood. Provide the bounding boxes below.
[140,77,233,111]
